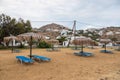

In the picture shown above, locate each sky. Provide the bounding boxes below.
[0,0,120,30]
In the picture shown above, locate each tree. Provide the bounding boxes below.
[0,14,11,41]
[25,20,32,32]
[57,36,67,45]
[0,13,32,43]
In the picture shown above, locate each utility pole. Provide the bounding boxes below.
[73,20,77,49]
[67,20,76,48]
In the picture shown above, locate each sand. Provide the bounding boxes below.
[0,48,120,80]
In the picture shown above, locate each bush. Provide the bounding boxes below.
[37,41,52,48]
[0,45,8,49]
[17,44,26,48]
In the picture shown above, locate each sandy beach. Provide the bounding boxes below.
[0,48,120,80]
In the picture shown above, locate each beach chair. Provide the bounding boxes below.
[46,48,53,51]
[71,47,81,50]
[100,50,113,54]
[16,56,34,64]
[32,55,51,62]
[74,51,93,57]
[13,49,21,53]
[46,48,60,52]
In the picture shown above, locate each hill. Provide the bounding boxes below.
[35,23,71,39]
[38,23,70,32]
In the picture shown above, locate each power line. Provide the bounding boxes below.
[77,21,104,27]
[30,20,104,28]
[31,20,103,27]
[31,20,73,22]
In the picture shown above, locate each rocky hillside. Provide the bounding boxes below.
[38,23,70,32]
[99,27,120,40]
[84,27,120,41]
[33,23,70,39]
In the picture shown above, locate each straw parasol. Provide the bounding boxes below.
[17,32,42,41]
[116,41,120,51]
[4,35,19,53]
[100,39,111,52]
[46,39,59,50]
[17,32,42,59]
[46,39,59,44]
[73,36,92,52]
[4,36,19,43]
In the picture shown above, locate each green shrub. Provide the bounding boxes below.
[17,44,26,48]
[0,45,8,49]
[37,41,52,48]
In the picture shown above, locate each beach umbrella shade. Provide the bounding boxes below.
[17,32,42,59]
[100,39,111,52]
[4,35,19,53]
[90,40,96,49]
[46,39,59,50]
[73,36,92,52]
[116,41,120,50]
[17,32,41,41]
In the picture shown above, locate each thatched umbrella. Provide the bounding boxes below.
[100,39,111,52]
[73,36,92,52]
[90,40,97,49]
[46,39,59,50]
[4,35,19,53]
[17,32,42,59]
[17,32,42,41]
[116,41,120,51]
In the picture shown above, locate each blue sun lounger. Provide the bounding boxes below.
[74,51,93,57]
[32,55,51,62]
[100,50,113,54]
[16,56,34,64]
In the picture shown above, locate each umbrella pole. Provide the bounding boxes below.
[92,41,94,49]
[118,44,120,50]
[75,44,77,50]
[11,39,14,53]
[105,43,107,52]
[30,36,32,59]
[81,41,83,53]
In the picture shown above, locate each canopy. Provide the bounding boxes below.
[4,36,19,43]
[100,39,111,44]
[72,36,93,45]
[17,32,42,41]
[72,36,93,52]
[46,39,59,45]
[17,32,43,59]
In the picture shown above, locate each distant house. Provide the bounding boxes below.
[106,31,114,36]
[60,29,68,36]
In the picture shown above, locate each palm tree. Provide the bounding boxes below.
[57,36,67,45]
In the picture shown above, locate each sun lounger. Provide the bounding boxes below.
[13,49,21,53]
[46,47,60,52]
[46,48,53,51]
[32,55,51,62]
[74,51,93,57]
[100,50,113,54]
[71,47,81,50]
[16,56,34,64]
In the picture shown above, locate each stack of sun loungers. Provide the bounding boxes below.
[100,50,113,54]
[13,49,21,53]
[71,47,81,50]
[74,51,94,57]
[16,55,51,64]
[46,47,60,51]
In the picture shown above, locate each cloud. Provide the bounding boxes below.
[0,0,120,29]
